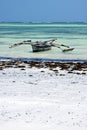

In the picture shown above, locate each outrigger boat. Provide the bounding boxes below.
[9,39,74,52]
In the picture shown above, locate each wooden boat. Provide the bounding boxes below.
[31,43,52,52]
[9,39,74,52]
[9,39,56,52]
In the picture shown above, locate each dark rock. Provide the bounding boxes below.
[68,71,73,74]
[12,81,15,83]
[29,74,33,77]
[40,70,45,73]
[0,67,3,70]
[21,68,25,70]
[82,72,86,75]
[59,74,65,76]
[17,65,25,68]
[2,72,6,75]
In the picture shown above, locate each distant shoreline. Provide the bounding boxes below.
[0,22,87,24]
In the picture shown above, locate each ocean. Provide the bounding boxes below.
[0,23,87,61]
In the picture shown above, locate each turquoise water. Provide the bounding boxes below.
[0,23,87,60]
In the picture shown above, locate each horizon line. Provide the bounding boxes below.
[0,21,87,24]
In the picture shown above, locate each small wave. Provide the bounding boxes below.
[0,57,87,63]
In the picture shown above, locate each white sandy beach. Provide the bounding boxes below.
[0,67,87,130]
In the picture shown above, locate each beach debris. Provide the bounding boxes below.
[0,61,87,74]
[9,39,74,52]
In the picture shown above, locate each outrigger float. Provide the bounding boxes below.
[9,39,74,52]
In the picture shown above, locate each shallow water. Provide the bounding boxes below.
[0,23,87,60]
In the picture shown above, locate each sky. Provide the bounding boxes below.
[0,0,87,22]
